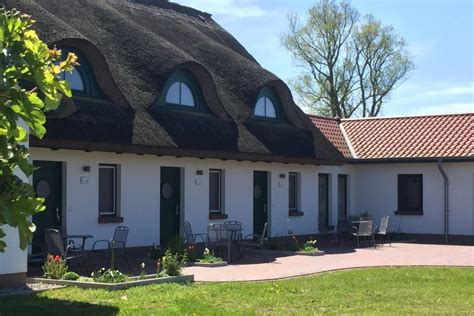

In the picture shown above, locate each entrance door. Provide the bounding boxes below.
[160,167,181,246]
[318,173,330,229]
[253,171,268,235]
[32,161,63,254]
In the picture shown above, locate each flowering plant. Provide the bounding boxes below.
[42,255,68,279]
[158,249,187,277]
[300,238,318,252]
[91,267,127,283]
[199,248,223,264]
[139,262,146,279]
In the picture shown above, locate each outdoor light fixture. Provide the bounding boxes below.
[82,166,91,172]
[279,173,285,179]
[196,170,203,175]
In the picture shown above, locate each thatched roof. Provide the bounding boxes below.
[5,0,345,164]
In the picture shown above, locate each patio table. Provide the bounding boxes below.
[209,225,243,263]
[63,234,94,250]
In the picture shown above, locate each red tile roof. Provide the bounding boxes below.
[340,113,473,159]
[309,113,473,160]
[309,115,353,158]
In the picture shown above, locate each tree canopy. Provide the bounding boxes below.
[0,8,76,251]
[281,0,414,117]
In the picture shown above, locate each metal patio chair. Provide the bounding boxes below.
[44,228,89,273]
[92,226,131,272]
[183,221,209,246]
[375,216,391,246]
[223,221,244,260]
[352,220,376,248]
[206,223,229,259]
[239,222,268,260]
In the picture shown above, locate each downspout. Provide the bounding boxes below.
[437,159,449,243]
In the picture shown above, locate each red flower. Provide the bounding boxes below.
[156,260,161,268]
[187,245,194,251]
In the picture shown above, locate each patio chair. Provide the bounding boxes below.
[239,222,268,261]
[92,226,131,272]
[183,221,209,246]
[44,229,88,273]
[375,216,391,246]
[352,220,376,248]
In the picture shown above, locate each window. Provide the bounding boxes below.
[209,169,223,213]
[398,174,423,214]
[59,68,84,91]
[165,81,195,107]
[289,172,299,211]
[254,96,276,118]
[338,175,348,221]
[57,47,104,98]
[253,87,285,121]
[99,164,117,215]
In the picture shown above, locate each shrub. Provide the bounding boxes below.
[199,248,223,264]
[42,255,68,279]
[92,268,127,283]
[185,244,202,262]
[300,238,318,252]
[159,250,187,277]
[348,211,371,222]
[62,271,80,281]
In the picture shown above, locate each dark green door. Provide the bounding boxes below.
[160,167,181,247]
[32,161,62,254]
[253,171,268,235]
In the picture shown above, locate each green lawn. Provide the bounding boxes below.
[1,267,473,315]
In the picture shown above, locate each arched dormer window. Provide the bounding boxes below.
[165,81,195,107]
[157,70,207,112]
[253,87,283,121]
[58,47,104,98]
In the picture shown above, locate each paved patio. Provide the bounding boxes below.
[183,243,474,282]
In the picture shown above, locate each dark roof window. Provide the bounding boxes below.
[253,87,284,121]
[157,70,208,112]
[59,47,104,98]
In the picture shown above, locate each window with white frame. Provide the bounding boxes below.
[209,169,223,214]
[99,164,118,215]
[289,172,299,211]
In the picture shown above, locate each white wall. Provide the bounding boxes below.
[352,162,474,236]
[0,122,28,277]
[29,147,473,252]
[31,148,357,249]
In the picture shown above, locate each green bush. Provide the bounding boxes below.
[159,250,187,277]
[62,271,80,281]
[42,255,68,279]
[92,268,127,283]
[199,248,223,264]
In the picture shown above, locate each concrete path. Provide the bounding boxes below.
[183,243,474,282]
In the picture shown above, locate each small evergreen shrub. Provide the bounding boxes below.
[62,271,80,281]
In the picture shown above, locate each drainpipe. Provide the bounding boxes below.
[437,159,449,243]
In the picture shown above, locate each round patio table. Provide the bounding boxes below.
[64,234,94,249]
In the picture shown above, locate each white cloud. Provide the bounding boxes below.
[425,82,474,97]
[175,0,268,18]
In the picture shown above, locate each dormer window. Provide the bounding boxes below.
[254,96,276,118]
[157,70,208,112]
[59,68,84,92]
[253,87,283,121]
[165,81,195,107]
[58,47,104,98]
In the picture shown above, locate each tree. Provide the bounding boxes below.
[0,8,76,252]
[281,0,414,117]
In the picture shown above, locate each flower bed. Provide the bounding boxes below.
[28,274,194,290]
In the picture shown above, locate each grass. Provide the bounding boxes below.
[1,267,473,315]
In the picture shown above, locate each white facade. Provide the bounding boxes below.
[352,162,474,236]
[28,148,473,251]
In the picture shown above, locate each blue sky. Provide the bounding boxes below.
[177,0,473,116]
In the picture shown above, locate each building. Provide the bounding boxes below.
[0,0,472,287]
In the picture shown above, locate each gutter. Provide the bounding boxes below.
[437,159,449,243]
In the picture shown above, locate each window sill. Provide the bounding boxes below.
[209,213,228,220]
[289,211,304,217]
[98,215,124,223]
[394,210,423,216]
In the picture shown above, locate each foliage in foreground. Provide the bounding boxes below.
[0,267,472,315]
[0,8,76,251]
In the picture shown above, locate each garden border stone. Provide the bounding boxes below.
[188,261,228,267]
[28,274,194,290]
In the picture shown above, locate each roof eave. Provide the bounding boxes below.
[348,156,474,164]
